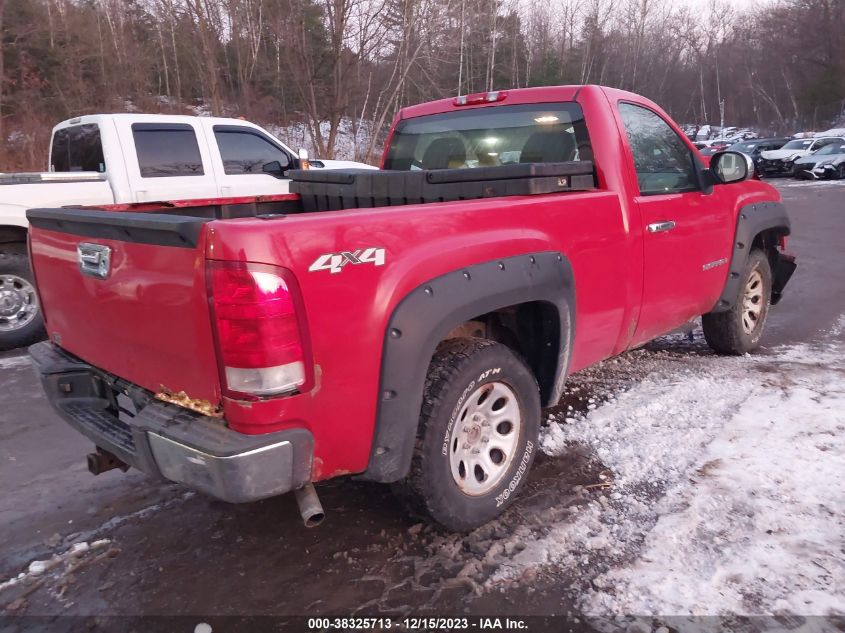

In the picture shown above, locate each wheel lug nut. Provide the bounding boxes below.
[462,443,470,450]
[481,437,489,443]
[471,448,480,454]
[481,420,490,426]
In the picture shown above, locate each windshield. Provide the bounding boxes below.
[383,103,592,170]
[814,142,845,156]
[782,139,813,150]
[730,142,758,152]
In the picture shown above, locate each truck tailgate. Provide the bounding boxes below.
[27,208,221,405]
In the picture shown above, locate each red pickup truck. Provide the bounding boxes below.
[27,86,795,531]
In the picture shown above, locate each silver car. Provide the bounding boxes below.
[793,141,845,179]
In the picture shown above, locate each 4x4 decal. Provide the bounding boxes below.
[308,248,386,274]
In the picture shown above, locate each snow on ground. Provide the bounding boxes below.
[0,354,30,370]
[0,540,111,594]
[489,325,845,617]
[775,179,845,189]
[0,491,193,600]
[265,118,373,162]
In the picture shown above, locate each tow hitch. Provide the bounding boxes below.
[87,447,129,475]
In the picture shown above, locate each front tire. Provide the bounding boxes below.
[702,249,772,355]
[394,338,541,531]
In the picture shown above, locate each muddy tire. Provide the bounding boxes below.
[393,338,541,531]
[0,243,45,351]
[702,249,772,355]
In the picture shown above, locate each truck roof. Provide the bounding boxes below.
[52,112,282,134]
[396,85,657,121]
[51,113,296,154]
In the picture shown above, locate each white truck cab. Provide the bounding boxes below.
[0,113,373,350]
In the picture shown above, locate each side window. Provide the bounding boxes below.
[213,127,291,176]
[618,103,698,195]
[132,123,204,178]
[813,138,839,151]
[51,124,105,173]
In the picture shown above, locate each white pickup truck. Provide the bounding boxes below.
[0,113,372,350]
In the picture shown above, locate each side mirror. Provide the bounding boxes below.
[297,148,311,170]
[711,151,754,184]
[262,160,285,178]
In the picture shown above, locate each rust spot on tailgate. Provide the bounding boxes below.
[155,386,224,419]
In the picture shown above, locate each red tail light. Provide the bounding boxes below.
[208,261,312,398]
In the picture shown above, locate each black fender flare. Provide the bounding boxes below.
[710,200,793,312]
[361,251,575,483]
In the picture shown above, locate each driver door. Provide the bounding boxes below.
[617,102,734,347]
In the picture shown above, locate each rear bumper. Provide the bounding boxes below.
[29,341,313,503]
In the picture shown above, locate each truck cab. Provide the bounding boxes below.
[48,114,308,201]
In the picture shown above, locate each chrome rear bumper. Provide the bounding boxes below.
[29,341,313,503]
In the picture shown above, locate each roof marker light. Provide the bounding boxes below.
[453,91,508,106]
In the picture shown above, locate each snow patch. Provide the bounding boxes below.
[265,118,373,162]
[489,331,845,616]
[0,354,30,370]
[0,539,111,593]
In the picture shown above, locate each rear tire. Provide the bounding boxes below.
[393,338,541,531]
[0,243,46,351]
[702,249,772,355]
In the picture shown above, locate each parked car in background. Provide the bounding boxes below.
[729,138,789,158]
[0,114,374,350]
[792,140,845,179]
[757,136,845,176]
[728,138,790,172]
[699,141,732,156]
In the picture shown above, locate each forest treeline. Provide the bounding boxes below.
[0,0,842,170]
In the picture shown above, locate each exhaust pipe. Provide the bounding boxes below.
[87,447,129,475]
[294,484,325,528]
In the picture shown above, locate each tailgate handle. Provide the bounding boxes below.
[77,243,112,280]
[647,221,676,233]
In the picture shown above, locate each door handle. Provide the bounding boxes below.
[647,221,676,233]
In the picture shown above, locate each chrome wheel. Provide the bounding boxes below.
[0,274,39,332]
[449,381,521,496]
[741,268,764,335]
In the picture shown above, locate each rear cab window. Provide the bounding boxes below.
[383,103,593,171]
[50,124,105,173]
[132,123,204,178]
